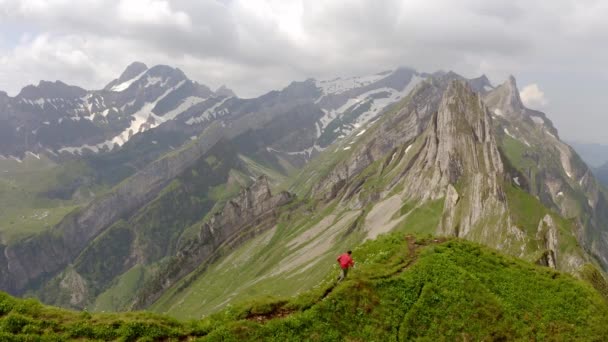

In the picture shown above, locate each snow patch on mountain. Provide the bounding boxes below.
[530,116,545,125]
[110,70,147,92]
[504,128,516,139]
[60,81,186,154]
[317,75,424,138]
[185,97,231,125]
[112,82,184,144]
[315,73,387,95]
[162,96,205,121]
[26,151,40,160]
[144,75,169,88]
[59,141,115,154]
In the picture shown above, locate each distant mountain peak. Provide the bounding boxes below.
[17,80,87,99]
[482,75,525,117]
[120,62,148,81]
[104,61,149,91]
[215,85,236,97]
[468,74,493,93]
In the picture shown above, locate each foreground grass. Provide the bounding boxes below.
[2,233,608,341]
[0,293,209,341]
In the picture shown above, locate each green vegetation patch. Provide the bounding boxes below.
[395,199,444,236]
[505,184,546,235]
[0,291,205,341]
[197,233,608,341]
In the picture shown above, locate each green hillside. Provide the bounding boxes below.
[0,155,93,244]
[2,233,608,341]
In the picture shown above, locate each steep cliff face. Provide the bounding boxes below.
[300,78,589,271]
[311,76,447,201]
[133,176,293,309]
[402,82,508,240]
[483,77,608,271]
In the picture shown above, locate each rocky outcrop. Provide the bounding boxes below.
[313,77,447,201]
[483,76,524,118]
[132,176,293,309]
[200,176,292,233]
[313,79,507,227]
[59,268,89,307]
[399,81,508,237]
[536,214,559,269]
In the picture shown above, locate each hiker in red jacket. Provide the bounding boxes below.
[337,250,355,281]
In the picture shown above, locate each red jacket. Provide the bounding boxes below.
[337,253,354,269]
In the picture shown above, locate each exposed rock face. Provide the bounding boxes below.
[536,214,559,269]
[309,77,598,269]
[311,80,517,251]
[215,85,236,98]
[59,268,89,307]
[103,61,149,91]
[202,176,291,231]
[400,81,507,238]
[483,76,524,118]
[484,74,608,271]
[467,74,493,93]
[313,77,446,201]
[132,175,294,309]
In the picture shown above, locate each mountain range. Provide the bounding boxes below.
[0,62,607,327]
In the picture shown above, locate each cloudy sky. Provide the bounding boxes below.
[1,0,607,143]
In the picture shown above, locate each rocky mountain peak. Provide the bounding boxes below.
[104,62,149,90]
[379,67,418,91]
[119,62,148,83]
[17,80,87,99]
[422,80,504,188]
[215,85,236,97]
[482,74,524,117]
[467,74,493,93]
[146,65,186,80]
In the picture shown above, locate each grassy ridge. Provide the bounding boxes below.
[0,293,206,341]
[197,233,608,341]
[2,233,608,340]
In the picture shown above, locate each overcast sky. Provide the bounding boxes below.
[1,0,607,143]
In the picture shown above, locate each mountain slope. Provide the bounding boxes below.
[483,77,608,270]
[148,75,607,319]
[200,233,608,341]
[2,233,608,340]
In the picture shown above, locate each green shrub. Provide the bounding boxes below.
[1,313,32,334]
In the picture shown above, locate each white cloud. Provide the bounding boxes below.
[520,84,548,109]
[117,0,192,30]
